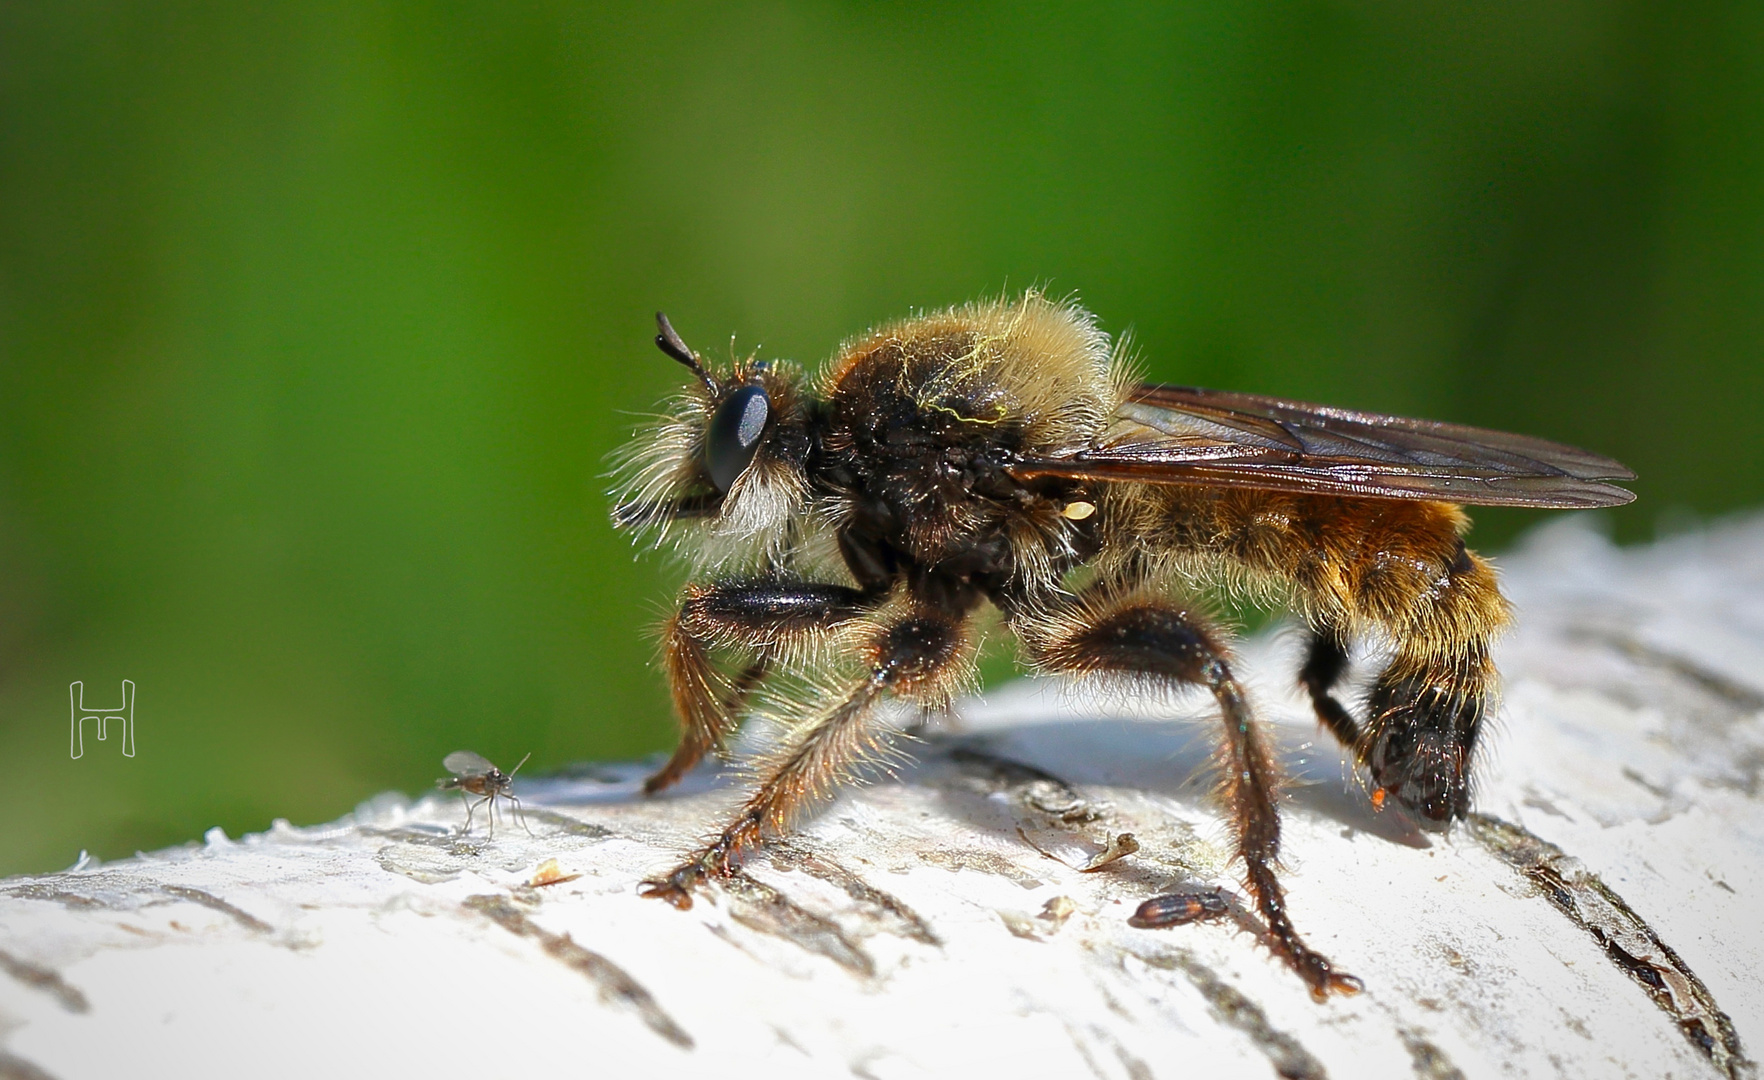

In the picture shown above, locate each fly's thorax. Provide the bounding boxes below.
[814,292,1120,574]
[821,291,1119,458]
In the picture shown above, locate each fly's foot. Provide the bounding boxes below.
[637,874,698,910]
[638,858,720,910]
[638,833,750,910]
[1294,950,1363,1002]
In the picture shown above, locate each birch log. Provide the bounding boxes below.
[3,515,1762,1080]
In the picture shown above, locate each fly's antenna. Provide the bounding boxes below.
[655,313,716,393]
[508,751,534,836]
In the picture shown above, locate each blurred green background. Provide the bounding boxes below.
[2,2,1760,876]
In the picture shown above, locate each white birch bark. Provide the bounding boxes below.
[2,514,1762,1080]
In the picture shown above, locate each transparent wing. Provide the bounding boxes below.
[443,750,495,777]
[1010,384,1636,508]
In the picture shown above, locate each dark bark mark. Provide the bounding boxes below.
[1396,1027,1465,1080]
[0,1051,61,1080]
[948,744,1140,872]
[1132,948,1328,1080]
[949,745,1101,823]
[0,949,89,1013]
[464,894,693,1049]
[913,847,1046,886]
[1572,627,1764,712]
[766,842,941,947]
[3,884,108,910]
[1470,814,1750,1079]
[159,885,273,934]
[719,871,877,978]
[517,809,614,839]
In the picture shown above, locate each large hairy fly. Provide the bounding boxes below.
[608,292,1634,999]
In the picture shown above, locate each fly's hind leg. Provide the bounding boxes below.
[641,605,971,909]
[1027,591,1360,1000]
[1299,626,1360,747]
[646,581,873,796]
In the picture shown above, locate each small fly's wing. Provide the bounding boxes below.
[1011,384,1636,508]
[443,750,496,778]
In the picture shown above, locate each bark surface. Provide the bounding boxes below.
[2,515,1762,1080]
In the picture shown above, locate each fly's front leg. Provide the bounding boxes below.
[1028,591,1360,1000]
[646,581,872,796]
[641,605,972,909]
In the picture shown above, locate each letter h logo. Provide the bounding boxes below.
[71,680,135,759]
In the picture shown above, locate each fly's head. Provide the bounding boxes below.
[609,314,812,570]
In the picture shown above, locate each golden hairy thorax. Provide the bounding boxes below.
[822,293,1124,457]
[812,294,1121,574]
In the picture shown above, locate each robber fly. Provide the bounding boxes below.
[608,292,1633,999]
[438,750,533,838]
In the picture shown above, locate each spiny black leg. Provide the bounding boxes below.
[1036,600,1360,1000]
[1298,627,1360,747]
[647,581,873,796]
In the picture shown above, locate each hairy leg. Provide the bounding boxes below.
[641,605,971,908]
[647,581,872,796]
[1028,591,1359,1000]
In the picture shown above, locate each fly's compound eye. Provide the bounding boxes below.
[705,384,770,492]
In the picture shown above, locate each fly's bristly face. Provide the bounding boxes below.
[608,314,813,571]
[608,289,1635,1001]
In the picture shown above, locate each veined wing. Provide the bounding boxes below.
[443,750,496,777]
[1010,384,1636,508]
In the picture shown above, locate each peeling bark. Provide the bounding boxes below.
[1,515,1762,1080]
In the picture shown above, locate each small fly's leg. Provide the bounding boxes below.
[646,581,873,796]
[509,794,534,837]
[641,607,968,909]
[1029,593,1360,1000]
